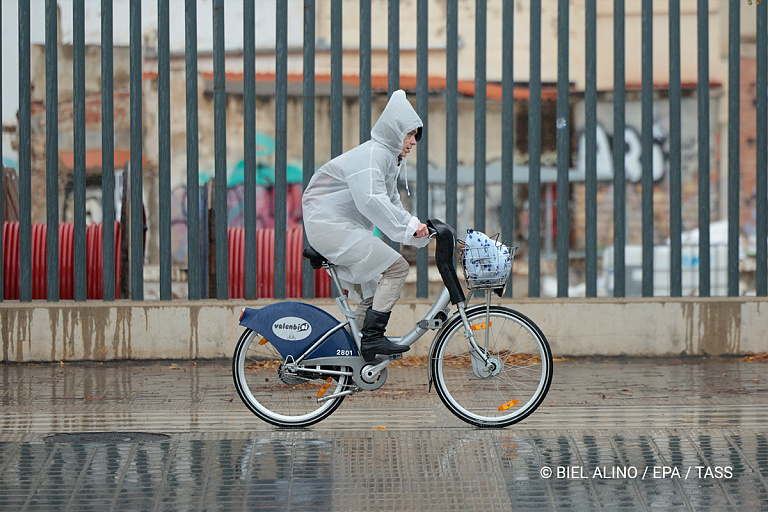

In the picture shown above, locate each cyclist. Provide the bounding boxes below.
[302,89,431,362]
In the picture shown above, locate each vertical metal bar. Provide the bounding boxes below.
[359,0,371,144]
[185,0,200,300]
[669,0,682,297]
[46,0,59,301]
[528,0,542,298]
[584,0,596,298]
[18,0,32,302]
[199,184,208,299]
[727,0,739,297]
[697,0,710,297]
[641,0,653,297]
[416,0,429,298]
[474,0,486,233]
[613,0,626,297]
[545,183,553,256]
[386,0,400,252]
[213,0,228,299]
[275,0,287,300]
[73,0,87,301]
[388,0,399,94]
[501,0,514,298]
[303,0,316,298]
[130,0,144,300]
[102,0,115,301]
[243,0,256,299]
[158,0,171,301]
[331,0,342,158]
[446,0,458,230]
[756,0,768,297]
[556,0,569,297]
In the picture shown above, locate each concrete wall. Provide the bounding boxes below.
[1,298,766,362]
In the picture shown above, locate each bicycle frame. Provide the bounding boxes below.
[241,219,496,393]
[285,276,491,392]
[234,219,553,427]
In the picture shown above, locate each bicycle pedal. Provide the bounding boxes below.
[388,353,403,361]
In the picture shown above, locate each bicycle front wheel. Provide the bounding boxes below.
[233,328,350,427]
[431,306,553,428]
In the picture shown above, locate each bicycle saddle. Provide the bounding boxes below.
[303,246,330,269]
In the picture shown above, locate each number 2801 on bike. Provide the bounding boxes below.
[232,219,553,428]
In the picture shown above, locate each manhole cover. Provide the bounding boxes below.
[46,432,170,444]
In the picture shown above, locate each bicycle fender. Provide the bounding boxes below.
[239,302,358,359]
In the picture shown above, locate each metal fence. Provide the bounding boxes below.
[1,0,767,302]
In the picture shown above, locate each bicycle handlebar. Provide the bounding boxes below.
[413,222,440,239]
[425,219,443,238]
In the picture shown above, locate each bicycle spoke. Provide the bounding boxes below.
[233,329,350,427]
[432,307,552,427]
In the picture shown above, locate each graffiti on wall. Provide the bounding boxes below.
[2,129,18,171]
[576,122,668,183]
[170,130,305,267]
[162,130,306,264]
[62,186,106,224]
[169,179,304,265]
[570,100,718,249]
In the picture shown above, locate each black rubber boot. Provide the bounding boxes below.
[360,308,410,363]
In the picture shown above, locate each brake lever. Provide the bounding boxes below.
[413,225,439,239]
[414,229,439,239]
[425,219,440,239]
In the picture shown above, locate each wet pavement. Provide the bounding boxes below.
[1,356,768,511]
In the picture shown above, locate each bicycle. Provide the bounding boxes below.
[232,219,553,428]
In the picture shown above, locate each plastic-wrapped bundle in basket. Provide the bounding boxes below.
[460,229,515,290]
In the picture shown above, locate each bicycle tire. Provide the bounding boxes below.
[232,328,350,427]
[430,306,553,428]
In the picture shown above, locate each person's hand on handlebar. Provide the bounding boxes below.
[413,223,430,238]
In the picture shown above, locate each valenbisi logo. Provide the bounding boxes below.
[272,317,312,341]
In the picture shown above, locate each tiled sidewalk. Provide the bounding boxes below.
[1,357,767,511]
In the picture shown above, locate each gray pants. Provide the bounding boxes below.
[354,256,410,330]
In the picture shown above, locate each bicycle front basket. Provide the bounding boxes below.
[460,231,515,290]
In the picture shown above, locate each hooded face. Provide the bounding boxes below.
[370,90,423,157]
[400,129,419,157]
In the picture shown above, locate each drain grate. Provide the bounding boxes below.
[46,432,170,444]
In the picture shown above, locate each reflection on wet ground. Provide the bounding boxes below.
[1,357,767,511]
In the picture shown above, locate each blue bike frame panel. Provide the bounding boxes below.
[239,302,358,359]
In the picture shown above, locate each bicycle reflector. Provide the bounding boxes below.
[318,378,333,398]
[498,400,519,412]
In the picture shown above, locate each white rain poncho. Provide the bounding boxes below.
[302,89,430,300]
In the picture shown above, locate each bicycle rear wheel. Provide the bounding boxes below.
[233,328,350,427]
[431,306,553,428]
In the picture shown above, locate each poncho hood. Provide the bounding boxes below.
[370,90,423,156]
[302,88,429,300]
